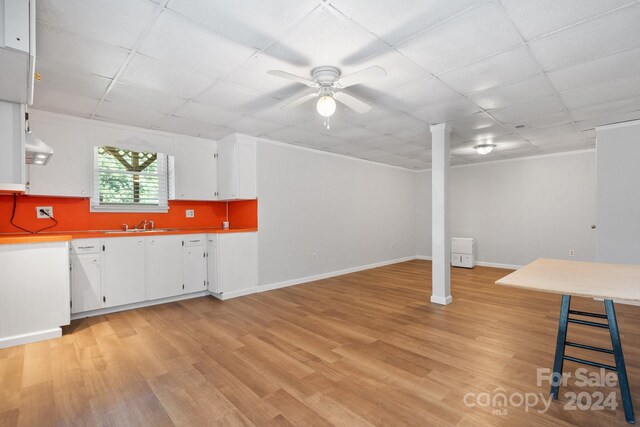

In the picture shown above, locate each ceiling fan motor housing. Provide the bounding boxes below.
[311,66,341,86]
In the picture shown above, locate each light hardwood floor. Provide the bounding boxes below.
[1,260,639,426]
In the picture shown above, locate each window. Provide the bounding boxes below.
[91,146,169,212]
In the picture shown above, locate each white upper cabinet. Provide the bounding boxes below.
[171,135,217,201]
[217,133,256,200]
[0,0,35,104]
[28,119,92,197]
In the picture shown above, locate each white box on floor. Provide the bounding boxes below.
[452,237,475,268]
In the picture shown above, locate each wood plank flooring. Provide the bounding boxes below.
[1,260,640,426]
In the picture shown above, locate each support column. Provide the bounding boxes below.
[430,122,452,305]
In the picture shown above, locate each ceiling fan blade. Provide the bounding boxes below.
[267,70,316,87]
[281,87,319,109]
[338,66,387,88]
[334,91,371,114]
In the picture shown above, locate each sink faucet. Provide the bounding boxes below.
[134,220,155,231]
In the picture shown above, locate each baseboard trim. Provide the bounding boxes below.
[0,328,62,349]
[416,255,432,260]
[70,291,210,320]
[430,295,453,305]
[210,287,259,300]
[258,256,418,293]
[475,261,522,270]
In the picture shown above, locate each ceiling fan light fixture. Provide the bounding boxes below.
[316,95,336,117]
[474,143,497,155]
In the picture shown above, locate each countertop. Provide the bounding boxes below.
[0,227,258,245]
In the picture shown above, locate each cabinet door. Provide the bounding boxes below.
[103,237,146,307]
[173,136,217,201]
[217,233,258,294]
[28,121,92,197]
[146,235,183,300]
[216,138,237,200]
[70,255,102,313]
[183,245,207,293]
[207,244,218,293]
[237,141,256,199]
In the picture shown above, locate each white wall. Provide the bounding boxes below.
[417,151,596,267]
[257,140,417,287]
[595,120,640,264]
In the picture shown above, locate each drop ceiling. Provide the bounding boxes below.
[33,0,640,169]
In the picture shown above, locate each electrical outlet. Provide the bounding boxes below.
[569,249,575,257]
[36,206,53,219]
[186,209,195,218]
[312,252,319,261]
[390,242,396,250]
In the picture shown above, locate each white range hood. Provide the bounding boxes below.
[25,131,53,165]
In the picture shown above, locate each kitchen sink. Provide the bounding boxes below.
[101,228,179,234]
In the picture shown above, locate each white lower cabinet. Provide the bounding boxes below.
[70,254,102,313]
[209,232,258,297]
[70,232,257,315]
[147,235,183,300]
[103,237,146,308]
[183,235,207,293]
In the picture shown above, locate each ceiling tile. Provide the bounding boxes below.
[330,126,384,142]
[560,75,640,110]
[327,143,371,155]
[264,127,327,146]
[297,117,352,133]
[330,103,398,126]
[32,86,99,118]
[95,100,167,128]
[227,116,285,136]
[330,0,483,46]
[120,54,214,99]
[173,101,242,126]
[166,0,318,51]
[36,59,111,99]
[528,3,640,71]
[364,113,427,134]
[385,142,426,154]
[500,0,635,41]
[517,124,579,142]
[36,23,129,79]
[575,109,640,131]
[569,97,640,122]
[265,7,388,71]
[105,83,188,114]
[358,135,405,149]
[251,103,316,126]
[381,78,462,112]
[410,98,480,124]
[38,0,157,49]
[528,133,584,146]
[453,124,510,142]
[156,116,234,139]
[439,46,540,94]
[397,2,523,74]
[138,10,256,80]
[537,140,590,153]
[488,95,566,124]
[547,48,640,92]
[195,81,279,113]
[468,75,556,110]
[222,53,308,100]
[388,126,432,145]
[354,148,388,160]
[352,49,431,92]
[519,111,574,129]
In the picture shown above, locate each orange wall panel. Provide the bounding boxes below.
[0,195,258,233]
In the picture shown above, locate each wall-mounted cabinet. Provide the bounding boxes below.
[171,135,217,201]
[27,120,92,197]
[0,100,26,192]
[0,0,36,104]
[217,133,257,200]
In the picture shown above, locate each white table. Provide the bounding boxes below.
[497,258,639,424]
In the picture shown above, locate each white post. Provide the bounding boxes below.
[430,122,452,305]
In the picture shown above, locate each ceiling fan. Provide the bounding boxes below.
[267,65,387,129]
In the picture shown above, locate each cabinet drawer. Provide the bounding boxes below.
[71,239,102,254]
[206,235,217,247]
[183,234,206,247]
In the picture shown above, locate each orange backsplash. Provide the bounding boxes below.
[0,195,257,233]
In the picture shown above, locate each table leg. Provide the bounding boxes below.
[605,299,635,424]
[551,294,571,399]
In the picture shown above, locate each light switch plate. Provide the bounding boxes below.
[186,209,195,218]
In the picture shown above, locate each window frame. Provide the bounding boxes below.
[90,145,170,213]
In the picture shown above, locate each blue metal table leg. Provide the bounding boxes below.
[605,299,635,424]
[551,294,571,399]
